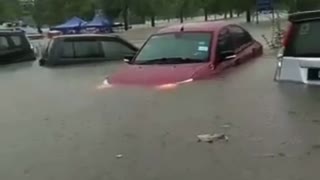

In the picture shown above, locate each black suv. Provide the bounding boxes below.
[40,34,138,66]
[0,30,36,64]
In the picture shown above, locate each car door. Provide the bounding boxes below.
[228,25,254,64]
[214,27,236,72]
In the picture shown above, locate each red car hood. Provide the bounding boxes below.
[108,63,209,85]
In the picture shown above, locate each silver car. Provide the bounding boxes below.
[275,10,320,85]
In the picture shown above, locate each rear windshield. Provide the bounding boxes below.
[284,21,320,57]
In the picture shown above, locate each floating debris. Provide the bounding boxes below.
[256,152,286,158]
[260,153,276,158]
[197,133,229,143]
[221,124,231,128]
[116,154,123,159]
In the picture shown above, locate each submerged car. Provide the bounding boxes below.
[103,21,263,87]
[39,34,138,66]
[275,10,320,84]
[0,30,36,64]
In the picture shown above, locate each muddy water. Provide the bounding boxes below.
[1,19,320,180]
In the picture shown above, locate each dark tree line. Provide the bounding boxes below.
[1,0,320,27]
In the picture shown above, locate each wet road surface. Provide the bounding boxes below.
[1,19,320,180]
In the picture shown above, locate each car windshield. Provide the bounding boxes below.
[134,32,212,64]
[285,20,320,57]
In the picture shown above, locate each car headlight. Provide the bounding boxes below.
[177,78,193,84]
[156,78,193,90]
[103,79,110,86]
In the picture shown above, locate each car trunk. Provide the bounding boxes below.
[277,11,320,83]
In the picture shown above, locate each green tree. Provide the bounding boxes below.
[33,0,94,25]
[0,0,21,22]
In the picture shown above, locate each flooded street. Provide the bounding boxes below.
[1,19,320,180]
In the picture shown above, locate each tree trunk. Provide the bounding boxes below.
[150,15,155,27]
[179,10,184,23]
[204,8,208,21]
[246,10,251,23]
[224,12,227,19]
[229,10,233,18]
[123,5,129,31]
[36,23,43,34]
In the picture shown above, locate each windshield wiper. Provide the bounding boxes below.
[136,57,204,65]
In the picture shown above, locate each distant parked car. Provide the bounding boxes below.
[275,10,320,85]
[103,21,263,88]
[0,30,36,64]
[39,34,138,66]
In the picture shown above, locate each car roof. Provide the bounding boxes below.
[156,21,231,34]
[0,30,25,35]
[53,34,118,39]
[289,10,320,22]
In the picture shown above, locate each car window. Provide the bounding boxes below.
[60,39,104,59]
[0,36,10,50]
[101,41,135,60]
[135,32,211,64]
[217,28,234,53]
[74,41,104,58]
[284,21,320,57]
[61,42,74,58]
[229,26,252,49]
[10,36,22,47]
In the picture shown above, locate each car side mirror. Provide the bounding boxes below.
[123,55,134,64]
[220,50,236,61]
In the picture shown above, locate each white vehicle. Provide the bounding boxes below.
[275,10,320,85]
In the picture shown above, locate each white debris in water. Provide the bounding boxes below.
[116,154,123,159]
[221,124,231,128]
[197,133,229,143]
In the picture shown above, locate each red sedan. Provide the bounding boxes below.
[103,21,263,88]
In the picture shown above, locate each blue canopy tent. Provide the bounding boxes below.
[51,17,86,34]
[83,14,113,33]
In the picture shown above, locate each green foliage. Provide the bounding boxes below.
[0,0,21,22]
[32,0,95,25]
